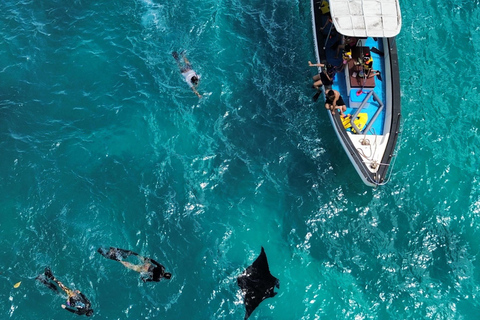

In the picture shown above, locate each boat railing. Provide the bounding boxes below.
[349,91,384,134]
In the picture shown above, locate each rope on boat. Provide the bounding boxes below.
[356,128,392,169]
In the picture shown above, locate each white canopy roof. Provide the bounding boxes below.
[329,0,402,38]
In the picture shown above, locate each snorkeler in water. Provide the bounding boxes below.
[97,247,172,282]
[37,267,93,317]
[172,51,202,98]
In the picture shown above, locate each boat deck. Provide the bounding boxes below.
[317,11,387,135]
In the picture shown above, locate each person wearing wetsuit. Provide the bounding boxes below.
[41,268,94,317]
[127,256,172,282]
[97,247,172,282]
[309,62,335,90]
[173,51,202,98]
[325,89,347,117]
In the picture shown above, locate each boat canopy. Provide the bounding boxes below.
[329,0,402,38]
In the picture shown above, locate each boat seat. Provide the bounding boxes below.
[348,61,376,88]
[347,47,376,89]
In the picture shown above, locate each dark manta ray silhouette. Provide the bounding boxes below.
[237,247,280,319]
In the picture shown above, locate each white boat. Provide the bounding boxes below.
[310,0,402,187]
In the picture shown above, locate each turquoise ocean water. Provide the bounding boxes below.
[1,0,480,318]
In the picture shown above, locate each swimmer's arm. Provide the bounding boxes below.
[149,258,160,267]
[192,87,202,98]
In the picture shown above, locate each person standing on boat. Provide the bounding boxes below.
[173,51,202,98]
[325,89,347,117]
[308,61,335,91]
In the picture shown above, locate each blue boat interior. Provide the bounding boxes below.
[319,12,386,135]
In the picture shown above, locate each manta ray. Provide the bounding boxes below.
[237,247,280,319]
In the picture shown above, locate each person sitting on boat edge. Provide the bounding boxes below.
[325,89,347,117]
[308,61,335,91]
[173,51,202,98]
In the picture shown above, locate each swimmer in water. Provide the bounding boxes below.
[172,51,202,98]
[40,268,93,317]
[97,247,172,282]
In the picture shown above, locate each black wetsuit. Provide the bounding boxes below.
[320,68,335,86]
[38,268,93,317]
[64,292,92,316]
[142,259,168,282]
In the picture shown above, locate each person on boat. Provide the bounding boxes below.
[41,268,94,317]
[335,49,353,73]
[325,89,347,117]
[320,14,342,50]
[97,247,172,282]
[309,61,335,91]
[319,13,332,33]
[173,51,202,98]
[361,52,381,80]
[335,36,357,59]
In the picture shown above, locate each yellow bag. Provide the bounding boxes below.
[320,0,330,14]
[342,113,368,134]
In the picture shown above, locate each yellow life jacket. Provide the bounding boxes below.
[363,56,373,70]
[343,50,352,61]
[342,113,368,134]
[320,0,330,14]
